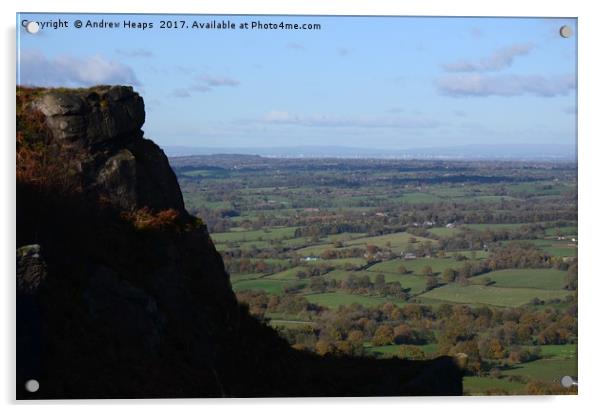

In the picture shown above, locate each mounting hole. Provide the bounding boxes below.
[559,25,573,38]
[561,375,576,388]
[24,379,39,393]
[25,21,40,34]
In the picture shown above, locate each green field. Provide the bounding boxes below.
[463,376,525,395]
[324,270,427,294]
[268,319,316,329]
[532,239,577,257]
[397,192,443,204]
[504,358,577,382]
[544,226,578,237]
[427,227,461,237]
[230,273,266,282]
[325,233,368,242]
[321,257,368,267]
[539,344,577,359]
[304,292,404,309]
[212,226,299,243]
[346,232,436,251]
[428,223,528,237]
[472,269,568,290]
[267,266,308,280]
[294,243,344,256]
[367,256,483,276]
[464,223,528,231]
[366,343,438,357]
[419,283,572,307]
[294,232,437,257]
[231,278,289,294]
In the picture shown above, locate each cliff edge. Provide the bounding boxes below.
[16,86,463,399]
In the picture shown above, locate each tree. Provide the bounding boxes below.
[366,244,379,255]
[347,330,364,344]
[397,264,409,274]
[374,273,386,289]
[442,268,457,283]
[487,339,505,359]
[393,324,413,344]
[309,276,328,293]
[564,261,577,290]
[421,265,433,276]
[296,270,308,279]
[372,325,395,346]
[425,276,438,291]
[315,339,336,355]
[398,345,426,360]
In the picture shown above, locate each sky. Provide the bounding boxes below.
[17,13,577,151]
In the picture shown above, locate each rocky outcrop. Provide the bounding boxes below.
[16,86,463,399]
[32,86,184,213]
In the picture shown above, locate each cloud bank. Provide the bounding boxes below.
[442,43,534,72]
[19,49,140,87]
[437,73,575,97]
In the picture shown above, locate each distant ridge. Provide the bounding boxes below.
[164,143,576,161]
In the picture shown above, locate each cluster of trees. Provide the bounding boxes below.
[293,223,378,238]
[237,288,577,379]
[235,290,322,319]
[318,247,365,260]
[487,241,551,270]
[341,273,410,299]
[296,274,411,301]
[222,257,291,275]
[435,226,547,251]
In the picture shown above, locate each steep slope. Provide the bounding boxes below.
[16,86,463,399]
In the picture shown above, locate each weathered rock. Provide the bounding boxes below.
[32,86,184,213]
[17,244,47,295]
[33,86,144,145]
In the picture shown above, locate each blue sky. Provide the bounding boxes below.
[17,13,577,150]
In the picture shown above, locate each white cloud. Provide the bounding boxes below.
[181,73,240,94]
[442,43,534,72]
[437,73,575,97]
[19,49,140,87]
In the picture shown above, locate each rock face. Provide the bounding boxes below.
[32,85,184,213]
[16,86,463,399]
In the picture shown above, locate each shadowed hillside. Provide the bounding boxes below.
[16,85,463,399]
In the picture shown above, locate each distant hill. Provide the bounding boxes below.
[163,143,576,161]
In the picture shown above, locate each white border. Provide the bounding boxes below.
[2,1,601,412]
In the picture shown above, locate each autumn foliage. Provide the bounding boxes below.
[16,87,80,193]
[122,207,183,232]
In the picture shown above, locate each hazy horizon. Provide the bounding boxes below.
[163,142,576,161]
